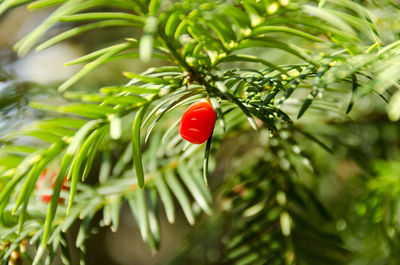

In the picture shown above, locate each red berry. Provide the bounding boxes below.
[41,168,49,177]
[36,168,49,190]
[40,194,64,204]
[36,169,68,191]
[62,178,68,190]
[51,176,68,191]
[40,194,52,203]
[179,100,216,144]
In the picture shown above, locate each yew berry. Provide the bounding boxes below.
[40,194,64,204]
[35,169,48,190]
[36,168,68,204]
[179,100,216,144]
[40,194,52,203]
[51,175,68,191]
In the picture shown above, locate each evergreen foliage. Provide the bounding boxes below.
[1,0,400,264]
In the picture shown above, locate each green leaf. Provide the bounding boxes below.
[76,212,94,248]
[140,16,158,62]
[302,5,355,35]
[64,41,138,66]
[81,128,105,181]
[124,72,168,84]
[144,91,201,143]
[164,169,195,225]
[104,95,148,106]
[215,82,258,131]
[14,0,84,56]
[13,143,62,215]
[40,154,72,248]
[204,15,236,44]
[0,151,42,206]
[127,189,150,241]
[102,86,160,95]
[148,189,161,249]
[276,67,314,107]
[149,0,160,15]
[2,228,33,261]
[235,39,316,66]
[251,26,324,43]
[112,144,132,177]
[58,103,115,119]
[132,105,148,189]
[67,126,105,214]
[110,195,122,232]
[0,156,23,171]
[59,12,144,24]
[319,0,327,8]
[0,0,33,16]
[79,196,103,220]
[0,145,37,155]
[177,164,212,215]
[262,17,358,42]
[17,199,28,233]
[142,90,191,127]
[99,151,112,184]
[60,233,71,265]
[327,4,377,41]
[37,20,137,52]
[203,131,213,187]
[218,54,285,74]
[387,90,400,121]
[28,0,66,10]
[209,97,225,133]
[33,118,86,130]
[61,203,85,233]
[59,42,133,92]
[34,123,76,137]
[129,0,146,15]
[346,74,358,114]
[161,119,180,145]
[368,58,400,94]
[144,131,161,172]
[174,19,188,40]
[190,166,212,204]
[165,10,183,37]
[297,65,329,119]
[242,2,263,27]
[14,0,139,56]
[124,86,161,94]
[40,120,101,249]
[102,203,112,227]
[66,120,102,156]
[109,114,122,140]
[222,5,251,30]
[154,172,175,223]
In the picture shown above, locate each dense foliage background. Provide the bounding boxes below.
[1,0,400,264]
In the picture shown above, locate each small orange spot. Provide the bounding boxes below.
[232,185,246,195]
[40,194,64,204]
[36,168,49,190]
